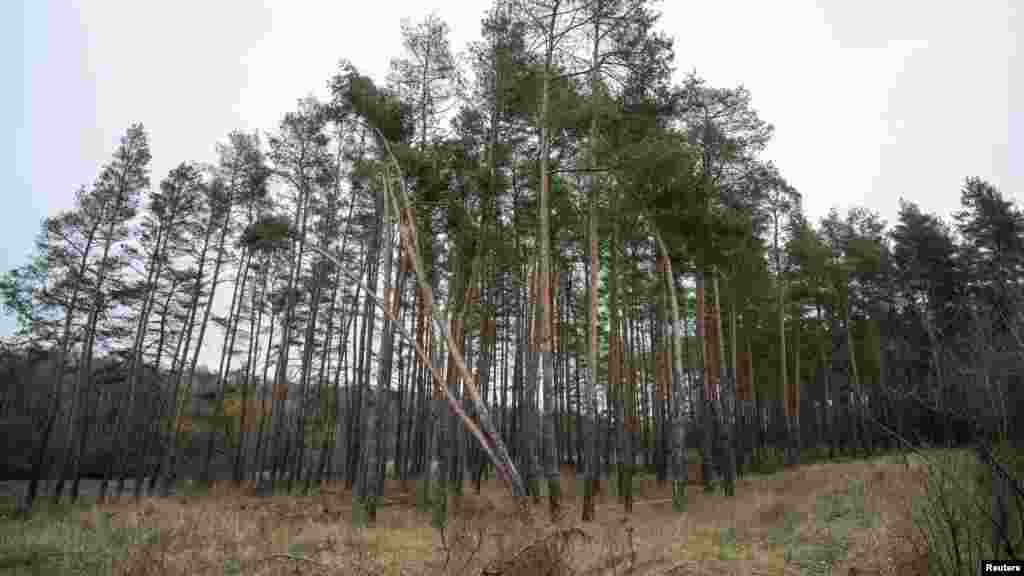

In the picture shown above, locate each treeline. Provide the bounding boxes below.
[1,0,1021,533]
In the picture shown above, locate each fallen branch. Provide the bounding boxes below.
[262,553,329,570]
[482,526,592,576]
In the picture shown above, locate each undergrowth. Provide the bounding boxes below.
[0,454,923,575]
[765,478,876,576]
[0,498,158,576]
[911,444,1024,576]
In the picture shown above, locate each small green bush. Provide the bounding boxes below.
[912,445,1024,576]
[766,510,800,548]
[717,526,738,560]
[766,479,876,575]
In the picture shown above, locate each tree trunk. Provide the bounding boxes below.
[107,217,168,500]
[160,204,226,496]
[234,262,267,485]
[368,183,400,522]
[26,220,98,511]
[582,175,600,522]
[268,176,313,492]
[610,216,631,513]
[67,209,124,504]
[653,232,689,512]
[252,308,277,488]
[713,272,737,496]
[201,247,251,485]
[354,193,384,521]
[696,272,716,492]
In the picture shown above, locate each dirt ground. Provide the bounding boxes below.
[3,455,931,575]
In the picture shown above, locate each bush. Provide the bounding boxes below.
[912,445,1024,575]
[764,479,876,576]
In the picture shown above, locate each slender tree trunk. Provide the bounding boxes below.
[201,247,251,484]
[68,209,125,504]
[653,233,689,511]
[160,207,220,495]
[652,293,667,483]
[325,269,361,484]
[354,184,386,524]
[522,263,540,500]
[530,0,564,521]
[610,214,631,512]
[27,221,97,511]
[371,183,401,519]
[696,272,716,492]
[793,308,802,464]
[573,273,584,473]
[253,309,278,488]
[106,222,168,500]
[268,180,312,491]
[582,171,600,522]
[713,272,737,496]
[147,283,194,495]
[843,299,864,455]
[234,265,265,485]
[475,277,495,492]
[309,274,339,490]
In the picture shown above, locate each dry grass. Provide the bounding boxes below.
[0,454,930,575]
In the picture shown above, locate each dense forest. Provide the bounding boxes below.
[1,0,1021,559]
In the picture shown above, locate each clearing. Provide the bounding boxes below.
[0,453,929,575]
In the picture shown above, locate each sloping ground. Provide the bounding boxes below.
[0,454,929,575]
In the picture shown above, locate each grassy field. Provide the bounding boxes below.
[0,454,931,575]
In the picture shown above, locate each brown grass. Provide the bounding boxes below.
[2,455,930,575]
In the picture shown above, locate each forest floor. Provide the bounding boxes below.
[0,452,931,575]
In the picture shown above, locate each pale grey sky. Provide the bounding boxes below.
[4,0,1021,364]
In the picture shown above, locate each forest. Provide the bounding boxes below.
[1,1,1022,574]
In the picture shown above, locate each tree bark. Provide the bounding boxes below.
[653,231,689,512]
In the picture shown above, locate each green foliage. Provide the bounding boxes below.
[762,479,875,575]
[766,510,801,548]
[223,558,243,575]
[0,501,159,575]
[717,526,739,560]
[430,482,448,531]
[334,65,415,145]
[0,255,51,337]
[174,476,209,498]
[352,498,368,528]
[784,536,848,576]
[304,392,338,449]
[416,477,432,513]
[241,214,293,253]
[814,480,872,529]
[913,447,1024,575]
[749,446,786,475]
[672,480,687,512]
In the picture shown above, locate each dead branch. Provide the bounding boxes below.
[262,553,329,570]
[481,526,592,576]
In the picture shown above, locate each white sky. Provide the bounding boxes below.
[4,0,1021,366]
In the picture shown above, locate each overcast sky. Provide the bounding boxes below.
[3,0,1020,363]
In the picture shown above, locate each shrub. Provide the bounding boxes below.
[911,445,1024,575]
